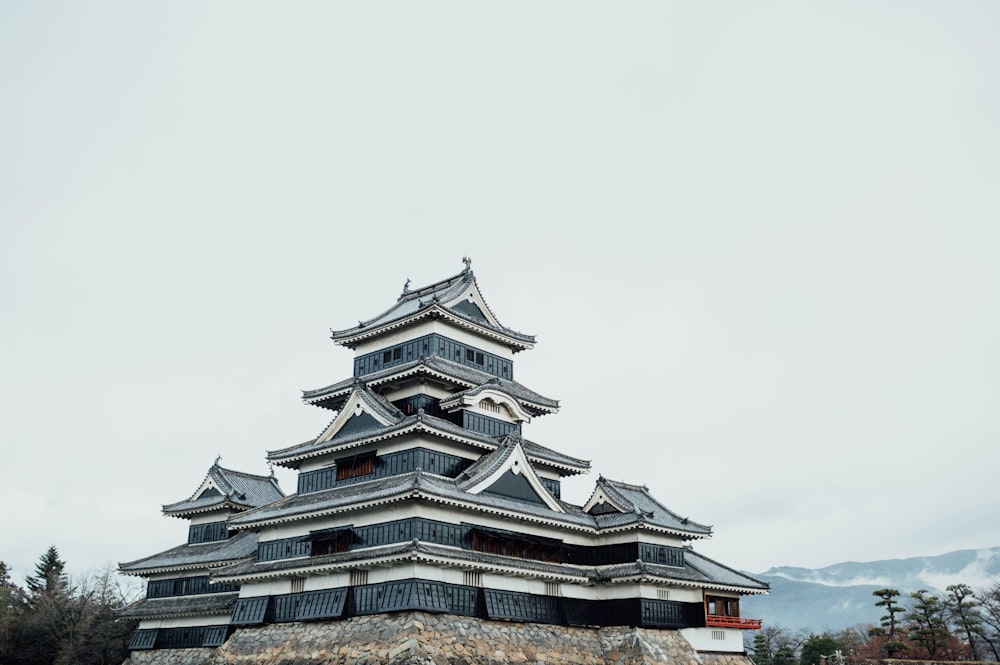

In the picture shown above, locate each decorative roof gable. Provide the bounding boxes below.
[457,436,564,512]
[308,380,405,447]
[161,461,284,518]
[329,261,536,350]
[438,382,534,423]
[583,477,712,539]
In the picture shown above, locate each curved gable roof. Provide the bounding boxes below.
[329,263,535,349]
[162,462,284,518]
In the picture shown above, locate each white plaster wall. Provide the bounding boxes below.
[137,614,231,629]
[680,627,746,653]
[189,510,230,526]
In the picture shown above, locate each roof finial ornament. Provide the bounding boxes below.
[402,277,411,294]
[213,455,222,467]
[462,256,472,272]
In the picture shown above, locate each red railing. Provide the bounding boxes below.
[706,615,763,629]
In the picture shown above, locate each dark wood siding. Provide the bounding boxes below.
[187,521,229,544]
[297,448,473,495]
[128,629,158,650]
[462,412,521,437]
[257,537,311,562]
[481,470,547,505]
[146,575,238,598]
[257,517,684,568]
[152,625,229,649]
[353,334,513,379]
[484,589,561,623]
[637,543,685,567]
[230,597,270,625]
[273,589,348,622]
[221,580,704,630]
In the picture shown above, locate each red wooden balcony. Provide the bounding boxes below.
[706,615,763,629]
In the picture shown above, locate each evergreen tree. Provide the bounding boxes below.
[907,589,951,658]
[25,545,66,596]
[800,633,842,665]
[750,632,774,665]
[946,583,983,660]
[872,587,907,657]
[0,561,27,662]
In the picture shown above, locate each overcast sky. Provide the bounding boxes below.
[2,2,999,587]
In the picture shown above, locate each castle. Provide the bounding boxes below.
[118,260,766,656]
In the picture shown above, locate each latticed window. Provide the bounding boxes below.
[336,453,375,481]
[471,530,560,563]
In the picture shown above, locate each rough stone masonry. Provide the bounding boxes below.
[122,612,755,665]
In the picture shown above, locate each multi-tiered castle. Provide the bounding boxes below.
[118,260,766,654]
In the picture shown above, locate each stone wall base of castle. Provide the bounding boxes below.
[123,612,754,665]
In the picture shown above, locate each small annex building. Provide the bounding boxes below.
[118,260,767,657]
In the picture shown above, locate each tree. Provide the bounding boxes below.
[872,588,907,657]
[750,631,775,665]
[0,561,27,662]
[25,546,66,596]
[975,582,1000,661]
[907,589,951,658]
[800,633,842,665]
[945,583,983,660]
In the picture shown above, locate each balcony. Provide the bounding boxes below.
[705,615,763,629]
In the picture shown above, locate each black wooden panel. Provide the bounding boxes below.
[298,466,337,494]
[637,544,685,568]
[639,599,702,629]
[297,588,348,620]
[272,594,301,622]
[231,597,270,625]
[188,521,229,544]
[540,477,561,500]
[462,412,521,438]
[155,626,207,649]
[481,470,546,505]
[354,334,513,379]
[128,629,158,650]
[202,625,228,647]
[333,411,381,439]
[411,580,451,612]
[257,537,311,561]
[146,575,239,598]
[483,589,560,623]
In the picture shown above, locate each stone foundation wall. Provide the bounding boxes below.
[123,612,754,665]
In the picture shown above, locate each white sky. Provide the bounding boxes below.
[2,2,999,585]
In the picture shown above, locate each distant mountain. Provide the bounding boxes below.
[741,547,1000,632]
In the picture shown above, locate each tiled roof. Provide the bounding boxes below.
[229,469,597,529]
[456,436,520,490]
[302,355,559,415]
[267,410,588,474]
[596,551,768,592]
[328,265,535,347]
[162,462,284,517]
[215,539,591,583]
[119,531,259,575]
[215,538,762,593]
[590,478,712,537]
[115,592,239,620]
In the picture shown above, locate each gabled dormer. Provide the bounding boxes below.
[457,436,564,513]
[331,260,536,355]
[584,477,712,539]
[161,460,284,544]
[308,380,405,446]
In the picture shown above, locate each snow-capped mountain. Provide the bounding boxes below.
[741,547,1000,632]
